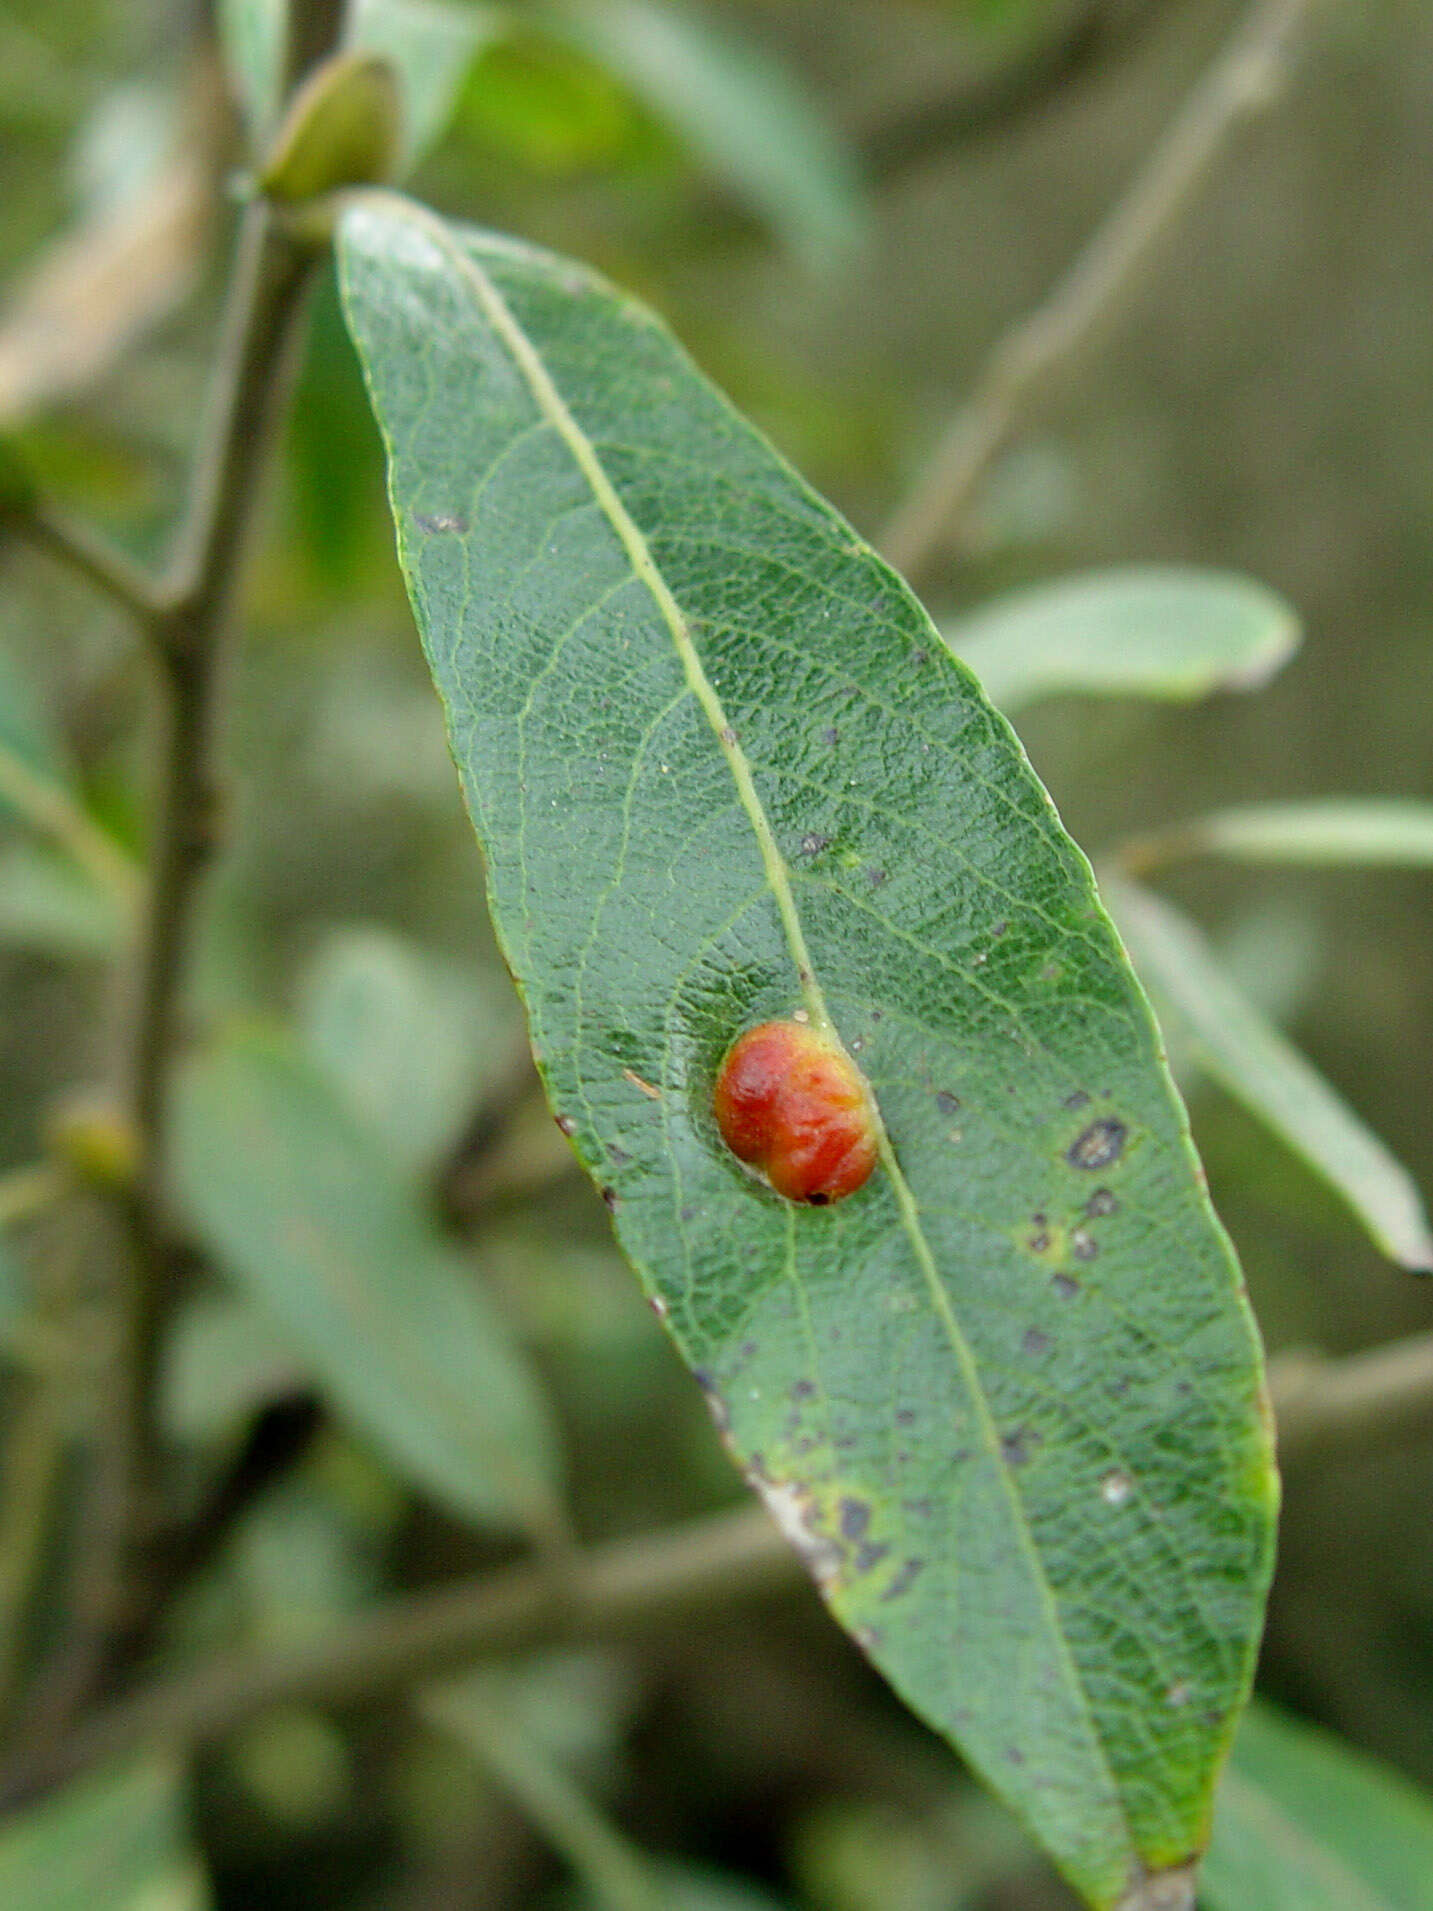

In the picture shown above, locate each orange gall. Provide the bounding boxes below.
[713,1020,877,1205]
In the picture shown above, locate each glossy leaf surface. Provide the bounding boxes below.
[172,1027,563,1537]
[0,1756,210,1910]
[1108,876,1433,1272]
[339,195,1276,1909]
[946,567,1299,714]
[1203,1700,1433,1911]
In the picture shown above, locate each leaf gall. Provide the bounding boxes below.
[713,1020,878,1204]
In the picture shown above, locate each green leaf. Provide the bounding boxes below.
[349,0,511,171]
[0,1755,210,1910]
[1155,798,1433,869]
[1106,876,1433,1272]
[171,1027,564,1538]
[0,637,70,817]
[539,0,864,265]
[161,1292,312,1446]
[338,195,1276,1909]
[218,0,287,142]
[298,924,521,1177]
[945,567,1300,714]
[1202,1700,1433,1911]
[0,840,123,957]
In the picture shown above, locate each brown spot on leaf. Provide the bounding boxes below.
[1067,1118,1128,1170]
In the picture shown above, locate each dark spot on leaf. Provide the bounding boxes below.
[739,1340,758,1360]
[680,1207,696,1223]
[854,1541,889,1574]
[791,1379,816,1400]
[1027,1231,1051,1254]
[1021,1327,1051,1357]
[1067,1118,1128,1170]
[867,867,888,886]
[834,1433,857,1450]
[1005,1747,1026,1767]
[991,919,1008,938]
[413,510,468,535]
[1064,1090,1091,1111]
[1071,1227,1099,1262]
[912,648,927,665]
[693,1367,716,1394]
[822,726,839,746]
[895,1407,916,1427]
[882,1558,925,1602]
[601,1187,618,1210]
[1001,1427,1036,1467]
[839,1498,871,1542]
[1052,1272,1080,1299]
[1086,1187,1119,1217]
[935,1090,961,1117]
[799,833,829,857]
[554,1113,575,1136]
[902,1497,934,1519]
[608,1146,630,1166]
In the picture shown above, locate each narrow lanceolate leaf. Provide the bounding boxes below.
[349,0,511,172]
[1143,798,1433,870]
[339,195,1276,1911]
[944,567,1299,715]
[540,0,865,266]
[0,1755,210,1910]
[1203,1700,1433,1911]
[171,1028,563,1538]
[1108,877,1433,1272]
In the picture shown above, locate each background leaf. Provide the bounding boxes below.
[1106,875,1433,1272]
[1147,798,1433,869]
[1202,1699,1433,1911]
[0,1756,211,1910]
[297,922,523,1179]
[339,196,1276,1909]
[218,0,287,142]
[945,567,1300,714]
[349,0,511,171]
[538,0,865,265]
[171,1026,564,1538]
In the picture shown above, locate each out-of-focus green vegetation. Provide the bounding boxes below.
[2,2,1432,1905]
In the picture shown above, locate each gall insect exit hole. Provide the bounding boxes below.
[713,1020,878,1205]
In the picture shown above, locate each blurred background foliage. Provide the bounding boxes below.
[1,0,1432,1904]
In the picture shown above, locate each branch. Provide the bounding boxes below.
[879,0,1317,581]
[8,1324,1432,1801]
[6,3,350,1773]
[1268,1333,1433,1465]
[11,1499,801,1802]
[2,503,168,628]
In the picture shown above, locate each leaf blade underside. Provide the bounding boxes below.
[338,194,1277,1910]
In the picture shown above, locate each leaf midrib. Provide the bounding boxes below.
[363,193,1133,1864]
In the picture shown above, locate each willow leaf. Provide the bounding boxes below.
[338,194,1276,1911]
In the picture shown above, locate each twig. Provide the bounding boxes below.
[2,504,169,629]
[6,2,349,1773]
[10,1498,801,1801]
[423,1684,664,1911]
[1268,1333,1433,1465]
[10,1323,1433,1800]
[879,0,1317,581]
[861,0,1153,183]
